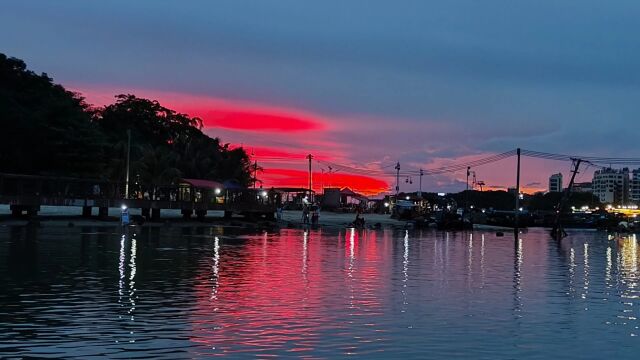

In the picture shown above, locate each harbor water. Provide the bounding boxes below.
[1,226,638,358]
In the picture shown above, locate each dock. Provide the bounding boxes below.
[0,173,276,220]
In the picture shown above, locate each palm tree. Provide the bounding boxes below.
[135,146,181,199]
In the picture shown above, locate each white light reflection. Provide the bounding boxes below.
[582,243,589,300]
[517,238,523,268]
[348,228,356,309]
[118,235,125,302]
[467,233,474,288]
[403,230,409,283]
[129,236,137,325]
[514,237,523,315]
[401,230,410,311]
[568,248,576,295]
[605,246,612,287]
[211,236,220,300]
[349,228,355,264]
[480,234,486,287]
[302,230,308,277]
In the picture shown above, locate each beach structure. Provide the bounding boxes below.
[0,173,276,220]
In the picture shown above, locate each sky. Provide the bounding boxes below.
[2,0,640,195]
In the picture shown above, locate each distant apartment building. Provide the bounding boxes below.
[592,168,629,204]
[572,182,593,193]
[631,169,640,203]
[548,173,563,193]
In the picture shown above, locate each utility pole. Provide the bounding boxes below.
[466,167,470,191]
[418,169,424,197]
[465,166,471,212]
[253,160,258,189]
[307,154,313,200]
[125,129,131,199]
[395,162,401,196]
[514,148,521,231]
[552,158,582,239]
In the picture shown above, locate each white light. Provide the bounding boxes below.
[121,204,127,210]
[438,192,446,197]
[470,205,474,209]
[261,191,268,197]
[214,188,221,195]
[384,202,390,207]
[519,207,523,212]
[405,196,410,200]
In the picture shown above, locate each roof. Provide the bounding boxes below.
[223,179,245,190]
[340,187,368,200]
[274,187,315,193]
[181,178,224,190]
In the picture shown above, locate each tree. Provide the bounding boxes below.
[0,53,106,176]
[0,53,252,189]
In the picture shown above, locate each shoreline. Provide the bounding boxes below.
[0,205,409,229]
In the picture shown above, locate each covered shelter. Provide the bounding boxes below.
[274,187,315,209]
[179,178,225,204]
[340,187,368,207]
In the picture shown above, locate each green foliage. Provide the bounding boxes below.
[0,53,106,176]
[0,53,252,186]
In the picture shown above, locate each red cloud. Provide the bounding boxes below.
[260,168,389,196]
[234,145,333,162]
[202,110,324,132]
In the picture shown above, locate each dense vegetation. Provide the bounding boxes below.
[0,53,252,187]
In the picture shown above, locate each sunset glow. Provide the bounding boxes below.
[73,85,579,196]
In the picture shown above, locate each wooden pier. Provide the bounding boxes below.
[0,173,276,220]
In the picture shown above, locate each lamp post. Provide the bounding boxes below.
[125,129,131,199]
[395,162,401,196]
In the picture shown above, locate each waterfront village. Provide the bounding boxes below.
[3,166,640,232]
[1,52,640,231]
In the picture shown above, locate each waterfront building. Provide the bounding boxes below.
[592,168,629,204]
[548,173,563,193]
[631,169,640,203]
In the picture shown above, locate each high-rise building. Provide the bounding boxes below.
[631,169,640,203]
[592,168,629,204]
[549,173,563,193]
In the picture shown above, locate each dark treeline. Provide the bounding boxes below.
[0,53,252,188]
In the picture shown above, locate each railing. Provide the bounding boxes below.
[0,173,277,213]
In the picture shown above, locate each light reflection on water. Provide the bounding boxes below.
[0,226,639,358]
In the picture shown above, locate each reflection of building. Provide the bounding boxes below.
[631,169,640,203]
[592,168,629,204]
[549,173,563,193]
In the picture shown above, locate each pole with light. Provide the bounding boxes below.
[395,162,401,196]
[307,154,313,201]
[125,129,131,199]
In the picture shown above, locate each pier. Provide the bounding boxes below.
[0,173,276,220]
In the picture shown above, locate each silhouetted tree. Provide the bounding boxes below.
[0,53,106,176]
[0,53,253,188]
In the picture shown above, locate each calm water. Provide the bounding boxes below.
[0,225,638,359]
